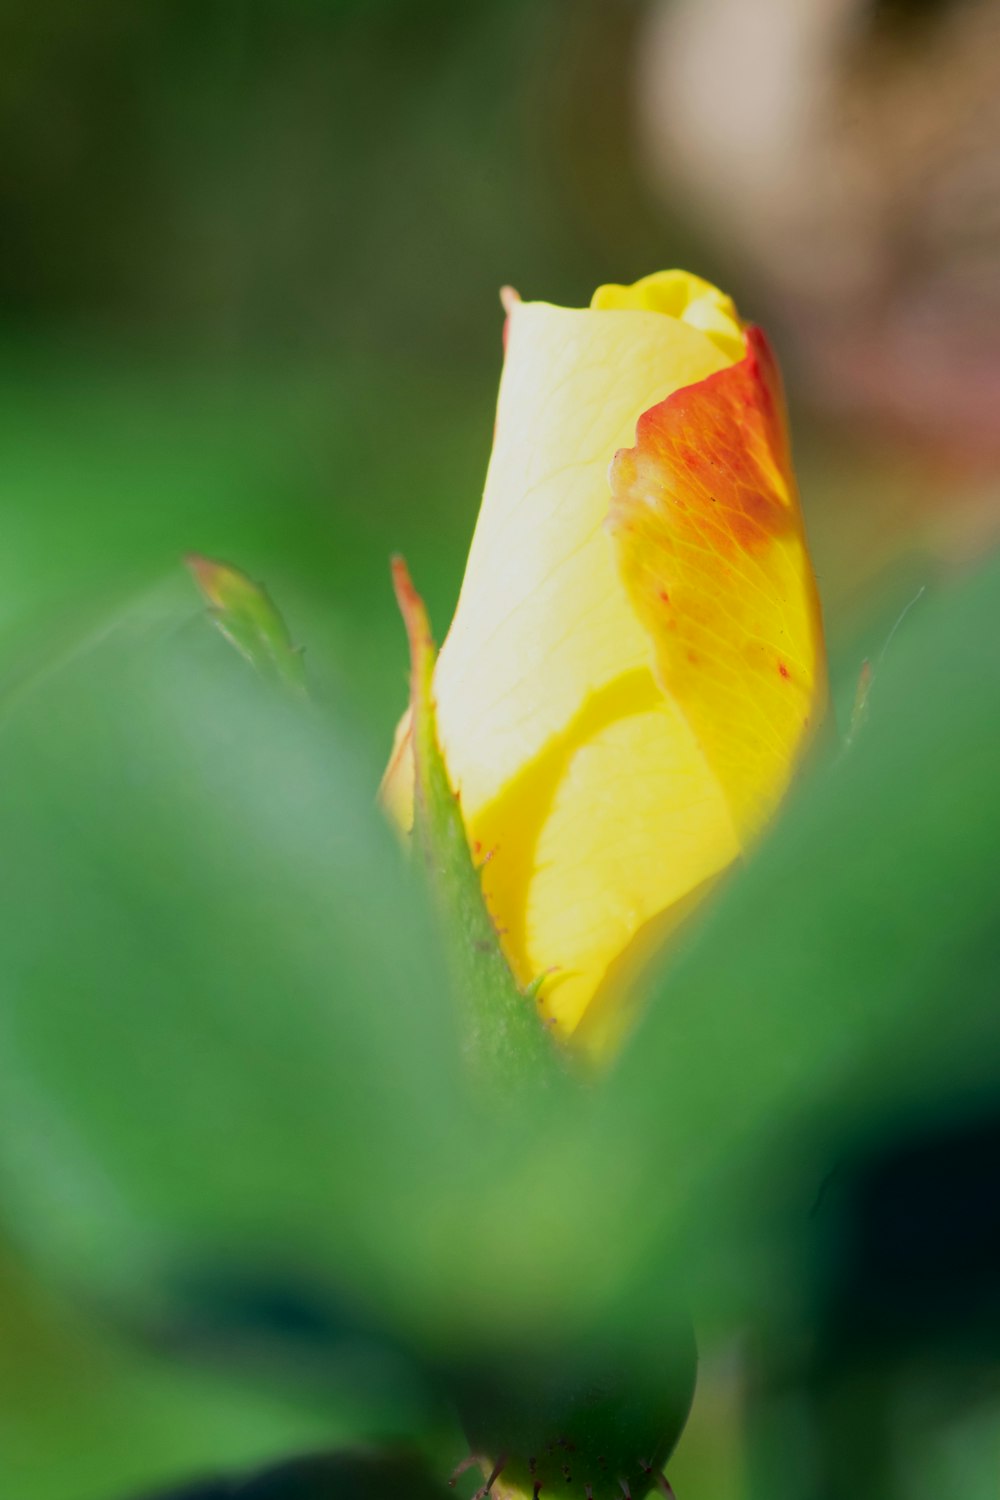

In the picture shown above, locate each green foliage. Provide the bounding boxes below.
[1,543,996,1498]
[0,605,474,1356]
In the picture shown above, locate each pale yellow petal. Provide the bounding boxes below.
[430,292,743,1035]
[434,300,734,812]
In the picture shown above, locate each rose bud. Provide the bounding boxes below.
[383,271,827,1056]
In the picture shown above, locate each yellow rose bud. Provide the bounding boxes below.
[383,270,827,1054]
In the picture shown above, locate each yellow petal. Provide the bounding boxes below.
[425,276,746,1037]
[608,326,828,845]
[591,269,746,363]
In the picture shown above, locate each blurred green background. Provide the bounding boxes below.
[0,0,694,751]
[1,3,997,1499]
[0,0,936,745]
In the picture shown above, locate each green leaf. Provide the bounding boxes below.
[187,554,307,695]
[390,555,567,1093]
[0,586,597,1426]
[0,604,473,1337]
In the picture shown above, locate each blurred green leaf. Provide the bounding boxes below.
[1,534,997,1500]
[0,604,473,1339]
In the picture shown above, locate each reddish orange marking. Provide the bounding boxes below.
[609,324,827,842]
[611,326,793,567]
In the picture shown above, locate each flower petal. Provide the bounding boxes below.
[609,326,828,846]
[429,299,744,1035]
[591,269,746,363]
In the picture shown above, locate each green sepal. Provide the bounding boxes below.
[187,554,307,696]
[390,555,567,1090]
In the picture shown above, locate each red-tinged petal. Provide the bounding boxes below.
[609,326,828,845]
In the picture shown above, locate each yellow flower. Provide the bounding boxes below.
[383,270,827,1055]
